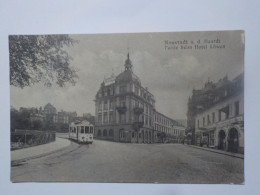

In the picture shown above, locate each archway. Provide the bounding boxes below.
[228,128,239,153]
[103,129,107,137]
[97,130,101,136]
[218,130,226,150]
[109,129,113,137]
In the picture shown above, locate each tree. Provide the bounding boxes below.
[11,107,31,130]
[9,35,78,88]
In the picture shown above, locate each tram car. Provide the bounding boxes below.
[69,120,94,144]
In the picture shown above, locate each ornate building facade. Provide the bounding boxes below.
[187,73,244,153]
[94,53,184,143]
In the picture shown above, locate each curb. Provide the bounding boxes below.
[186,145,244,159]
[11,138,72,166]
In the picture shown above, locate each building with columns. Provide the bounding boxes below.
[94,53,184,143]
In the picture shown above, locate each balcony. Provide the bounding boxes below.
[133,107,144,115]
[217,115,244,127]
[116,106,127,114]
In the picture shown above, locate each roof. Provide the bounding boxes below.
[70,120,93,126]
[115,69,141,85]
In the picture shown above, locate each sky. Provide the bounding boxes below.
[10,31,244,119]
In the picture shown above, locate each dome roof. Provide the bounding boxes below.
[115,52,141,84]
[115,69,141,84]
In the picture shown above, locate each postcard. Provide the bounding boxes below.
[10,30,244,183]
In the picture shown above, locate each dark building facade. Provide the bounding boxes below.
[187,73,244,153]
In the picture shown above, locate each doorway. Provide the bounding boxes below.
[218,130,226,150]
[228,128,239,153]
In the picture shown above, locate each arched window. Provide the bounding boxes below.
[109,129,113,137]
[103,129,107,136]
[97,130,101,136]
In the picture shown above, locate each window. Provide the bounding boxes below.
[207,115,210,125]
[90,126,93,134]
[226,106,230,119]
[212,112,215,123]
[135,99,139,107]
[98,114,102,124]
[103,112,108,123]
[120,97,126,107]
[109,100,114,110]
[145,116,148,126]
[132,132,135,138]
[235,101,239,116]
[104,100,108,110]
[218,110,221,121]
[97,130,101,136]
[197,120,200,128]
[81,126,84,133]
[119,85,126,93]
[203,117,205,126]
[85,126,89,133]
[98,102,102,111]
[109,111,114,123]
[135,86,139,94]
[119,113,126,123]
[147,96,150,102]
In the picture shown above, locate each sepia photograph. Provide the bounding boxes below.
[10,30,244,184]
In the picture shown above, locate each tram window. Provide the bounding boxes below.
[85,126,89,134]
[81,126,84,133]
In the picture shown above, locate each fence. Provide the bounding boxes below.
[11,129,56,150]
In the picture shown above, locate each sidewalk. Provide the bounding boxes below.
[186,144,244,159]
[11,137,71,163]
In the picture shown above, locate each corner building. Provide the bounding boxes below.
[188,73,244,153]
[94,53,156,143]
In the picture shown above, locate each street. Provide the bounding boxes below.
[11,139,244,184]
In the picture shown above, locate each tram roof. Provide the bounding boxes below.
[70,120,93,126]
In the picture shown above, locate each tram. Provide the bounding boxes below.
[69,120,94,144]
